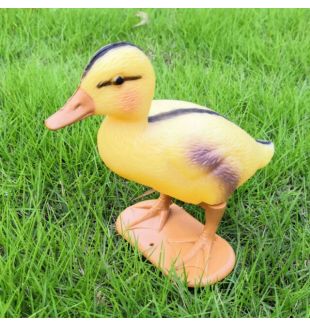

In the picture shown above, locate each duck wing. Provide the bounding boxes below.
[147,106,240,198]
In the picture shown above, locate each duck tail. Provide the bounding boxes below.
[256,139,275,169]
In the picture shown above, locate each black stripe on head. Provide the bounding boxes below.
[82,42,139,78]
[148,108,227,123]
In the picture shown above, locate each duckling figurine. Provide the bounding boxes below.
[45,42,274,286]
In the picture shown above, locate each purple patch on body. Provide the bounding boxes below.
[188,145,239,196]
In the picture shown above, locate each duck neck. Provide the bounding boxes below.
[104,115,148,133]
[98,114,148,171]
[103,97,152,132]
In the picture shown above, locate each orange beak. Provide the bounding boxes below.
[45,88,95,131]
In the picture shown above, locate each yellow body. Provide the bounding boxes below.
[62,43,273,205]
[97,99,274,205]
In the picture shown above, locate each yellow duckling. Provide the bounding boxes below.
[45,42,274,286]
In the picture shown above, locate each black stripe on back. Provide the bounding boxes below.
[256,139,272,145]
[83,42,138,77]
[148,108,225,123]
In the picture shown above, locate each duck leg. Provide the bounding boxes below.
[127,194,172,231]
[175,202,226,269]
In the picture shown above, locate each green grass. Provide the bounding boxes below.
[0,8,309,317]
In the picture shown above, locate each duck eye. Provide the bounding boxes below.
[97,75,142,89]
[112,76,125,85]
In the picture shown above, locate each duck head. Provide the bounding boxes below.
[45,42,155,130]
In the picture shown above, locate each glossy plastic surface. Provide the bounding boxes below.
[116,200,235,287]
[45,42,274,287]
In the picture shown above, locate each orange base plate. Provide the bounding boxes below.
[115,200,235,287]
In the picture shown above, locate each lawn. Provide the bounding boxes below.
[0,8,309,317]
